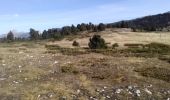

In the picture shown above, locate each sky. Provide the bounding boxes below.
[0,0,170,34]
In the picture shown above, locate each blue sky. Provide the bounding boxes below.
[0,0,170,34]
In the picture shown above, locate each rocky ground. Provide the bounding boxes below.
[0,41,170,100]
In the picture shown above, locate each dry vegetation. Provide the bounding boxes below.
[0,30,170,100]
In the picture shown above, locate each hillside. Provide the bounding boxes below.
[110,12,170,31]
[48,29,170,48]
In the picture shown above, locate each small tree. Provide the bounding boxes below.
[42,30,48,39]
[112,43,119,49]
[29,28,40,40]
[98,23,106,31]
[72,41,79,47]
[71,25,78,34]
[88,35,107,49]
[7,31,14,41]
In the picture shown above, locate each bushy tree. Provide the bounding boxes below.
[88,35,107,49]
[61,26,72,35]
[54,32,63,40]
[29,28,40,40]
[112,43,119,49]
[98,23,106,31]
[71,25,78,34]
[77,23,87,31]
[72,41,79,47]
[7,31,14,41]
[93,26,98,32]
[42,30,48,39]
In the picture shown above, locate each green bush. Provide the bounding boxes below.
[72,41,79,47]
[88,35,107,49]
[145,42,170,54]
[135,67,170,82]
[112,43,119,49]
[61,64,79,74]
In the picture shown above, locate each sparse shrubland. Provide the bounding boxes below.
[1,35,170,100]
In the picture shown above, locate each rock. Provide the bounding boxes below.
[101,89,105,92]
[128,86,133,90]
[77,89,80,94]
[54,61,59,64]
[135,90,141,97]
[67,61,71,64]
[19,51,24,54]
[96,89,100,92]
[62,96,67,100]
[129,91,133,95]
[144,88,152,95]
[38,95,41,98]
[167,98,170,100]
[18,65,22,68]
[0,78,6,81]
[104,86,107,89]
[13,81,19,84]
[2,64,6,66]
[115,89,122,94]
[90,96,98,100]
[106,96,110,99]
[167,90,170,94]
[47,92,54,98]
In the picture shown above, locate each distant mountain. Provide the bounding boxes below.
[13,32,30,38]
[0,31,29,38]
[110,12,170,31]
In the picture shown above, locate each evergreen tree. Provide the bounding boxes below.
[29,28,40,40]
[80,23,87,31]
[88,35,107,49]
[71,25,78,34]
[42,30,48,39]
[98,23,106,31]
[7,31,14,41]
[61,26,72,35]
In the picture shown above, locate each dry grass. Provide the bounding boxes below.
[48,29,170,48]
[135,67,170,82]
[0,30,170,99]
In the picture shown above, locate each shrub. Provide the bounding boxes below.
[72,41,79,47]
[61,64,79,74]
[159,55,170,63]
[88,35,107,49]
[124,43,144,47]
[135,67,170,82]
[145,42,170,54]
[7,31,14,41]
[112,43,119,49]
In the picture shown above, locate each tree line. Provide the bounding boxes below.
[4,22,107,41]
[3,11,170,42]
[110,12,170,31]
